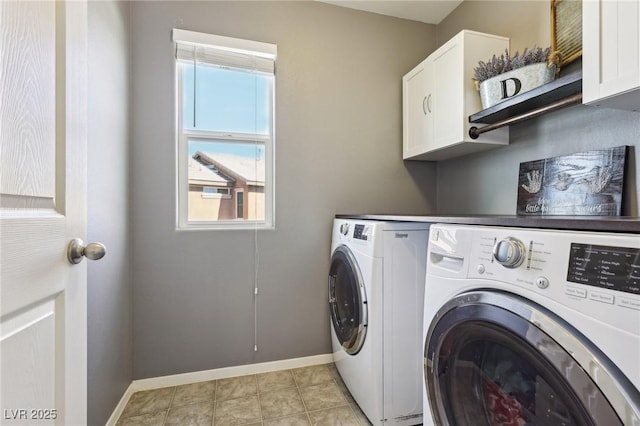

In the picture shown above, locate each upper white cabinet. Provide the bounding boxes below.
[403,30,509,161]
[583,0,640,111]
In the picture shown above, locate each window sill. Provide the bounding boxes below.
[177,220,275,231]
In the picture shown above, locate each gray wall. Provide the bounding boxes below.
[130,1,437,379]
[435,1,640,215]
[87,2,133,424]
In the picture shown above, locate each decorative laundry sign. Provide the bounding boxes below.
[517,146,627,216]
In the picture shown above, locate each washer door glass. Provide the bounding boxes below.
[425,291,628,426]
[328,245,367,355]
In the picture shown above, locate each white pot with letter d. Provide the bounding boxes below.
[479,62,556,109]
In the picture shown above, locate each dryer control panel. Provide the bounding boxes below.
[353,224,371,241]
[338,221,372,241]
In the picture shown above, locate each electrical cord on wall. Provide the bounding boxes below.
[253,175,259,353]
[254,224,259,353]
[253,64,260,353]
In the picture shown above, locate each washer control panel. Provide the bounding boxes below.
[474,232,556,276]
[428,224,640,334]
[567,243,640,296]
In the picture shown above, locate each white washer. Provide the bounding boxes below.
[422,224,640,426]
[330,218,429,425]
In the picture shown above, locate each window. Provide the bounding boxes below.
[236,190,244,219]
[174,29,276,229]
[202,186,230,197]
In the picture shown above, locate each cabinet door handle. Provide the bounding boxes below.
[426,94,432,113]
[422,96,428,115]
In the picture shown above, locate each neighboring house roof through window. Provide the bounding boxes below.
[188,156,232,185]
[194,151,265,187]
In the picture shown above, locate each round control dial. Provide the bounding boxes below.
[492,237,526,268]
[340,223,350,236]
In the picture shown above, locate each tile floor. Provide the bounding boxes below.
[116,363,372,426]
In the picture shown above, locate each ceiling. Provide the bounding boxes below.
[317,1,464,24]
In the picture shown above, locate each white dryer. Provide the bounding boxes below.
[329,218,429,425]
[422,224,640,426]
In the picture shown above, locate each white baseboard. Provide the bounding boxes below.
[105,383,136,426]
[105,354,333,426]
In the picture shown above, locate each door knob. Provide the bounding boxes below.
[67,238,107,264]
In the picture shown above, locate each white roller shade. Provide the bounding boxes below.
[173,28,276,74]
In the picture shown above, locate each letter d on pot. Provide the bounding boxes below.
[500,77,522,99]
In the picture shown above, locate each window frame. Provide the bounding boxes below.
[174,30,276,231]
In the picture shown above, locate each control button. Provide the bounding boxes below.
[340,223,350,236]
[535,276,549,289]
[566,286,587,298]
[492,237,526,268]
[477,264,485,274]
[589,291,615,304]
[619,297,640,311]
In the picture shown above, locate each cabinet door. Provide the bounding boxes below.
[403,58,433,159]
[432,40,463,150]
[583,0,640,110]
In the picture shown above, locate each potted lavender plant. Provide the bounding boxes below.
[473,47,560,109]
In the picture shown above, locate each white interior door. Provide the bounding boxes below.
[1,1,88,425]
